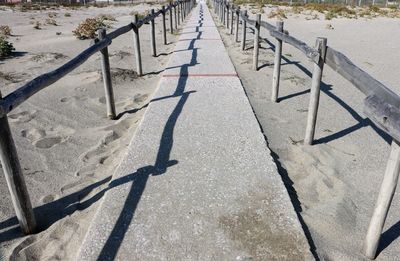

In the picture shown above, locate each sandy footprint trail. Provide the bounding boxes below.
[0,3,178,260]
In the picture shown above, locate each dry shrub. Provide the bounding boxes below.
[45,18,58,26]
[0,25,11,37]
[130,11,148,19]
[268,9,287,19]
[48,12,57,18]
[72,18,106,40]
[33,21,41,29]
[98,14,116,21]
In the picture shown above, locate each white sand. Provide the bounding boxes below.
[217,5,400,260]
[0,3,177,260]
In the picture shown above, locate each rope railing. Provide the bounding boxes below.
[211,0,400,259]
[0,0,195,235]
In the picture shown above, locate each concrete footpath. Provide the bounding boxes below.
[77,2,313,260]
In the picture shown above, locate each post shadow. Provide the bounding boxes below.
[376,219,400,257]
[97,8,202,260]
[0,5,203,256]
[257,32,391,144]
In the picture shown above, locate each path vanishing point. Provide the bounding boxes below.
[78,2,314,260]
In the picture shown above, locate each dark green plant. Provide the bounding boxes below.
[0,36,14,58]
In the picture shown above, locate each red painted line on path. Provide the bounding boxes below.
[178,38,221,41]
[163,73,238,77]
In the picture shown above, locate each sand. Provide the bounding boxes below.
[216,4,400,261]
[0,3,177,260]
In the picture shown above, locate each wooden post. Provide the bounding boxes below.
[0,94,36,234]
[174,6,179,27]
[177,3,180,24]
[162,6,167,45]
[183,1,186,19]
[241,10,247,51]
[98,28,116,119]
[132,15,143,76]
[222,1,226,25]
[220,1,223,22]
[230,4,234,35]
[363,139,400,259]
[226,3,229,29]
[235,7,240,42]
[169,3,174,34]
[183,1,185,20]
[252,14,261,71]
[304,37,327,145]
[180,2,183,22]
[150,9,157,57]
[271,21,284,102]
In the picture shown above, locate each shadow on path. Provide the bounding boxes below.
[0,6,204,259]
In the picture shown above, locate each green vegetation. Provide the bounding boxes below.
[0,36,14,58]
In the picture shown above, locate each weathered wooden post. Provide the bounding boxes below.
[235,7,240,42]
[180,2,184,22]
[363,139,400,259]
[177,2,181,24]
[162,6,167,45]
[169,3,174,34]
[132,15,143,76]
[271,21,284,102]
[241,10,247,51]
[304,37,327,145]
[182,1,186,20]
[98,28,116,119]
[252,14,261,71]
[150,9,157,57]
[230,4,234,34]
[0,95,36,234]
[173,4,178,30]
[183,1,186,19]
[226,3,230,29]
[222,1,226,25]
[176,4,180,26]
[220,1,223,22]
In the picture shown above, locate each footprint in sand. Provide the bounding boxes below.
[133,93,149,103]
[59,96,88,104]
[34,136,63,149]
[40,194,55,204]
[98,96,106,105]
[21,128,46,140]
[8,111,35,123]
[282,74,306,86]
[30,52,68,63]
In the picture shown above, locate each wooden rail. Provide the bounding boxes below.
[211,0,400,259]
[0,0,195,235]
